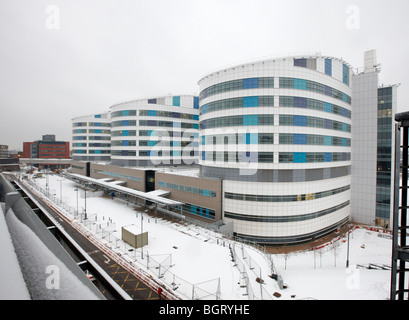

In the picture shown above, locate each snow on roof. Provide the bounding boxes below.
[0,204,30,300]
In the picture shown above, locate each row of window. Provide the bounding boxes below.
[73,129,111,134]
[91,169,143,182]
[199,76,351,104]
[181,203,216,220]
[73,150,111,154]
[200,77,275,100]
[200,114,275,129]
[112,150,196,157]
[278,152,350,163]
[200,96,274,114]
[158,181,216,197]
[73,136,111,141]
[110,140,197,147]
[201,151,350,163]
[200,95,351,119]
[200,133,350,146]
[111,110,199,121]
[224,201,350,223]
[73,122,111,127]
[72,143,111,147]
[279,77,351,104]
[225,185,350,202]
[279,115,351,132]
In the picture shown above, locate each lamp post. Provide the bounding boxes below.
[346,224,351,268]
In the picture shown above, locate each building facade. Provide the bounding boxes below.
[350,50,398,228]
[72,113,112,162]
[109,95,199,167]
[198,55,353,244]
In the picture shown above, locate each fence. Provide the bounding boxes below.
[21,175,222,300]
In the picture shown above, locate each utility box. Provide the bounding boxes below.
[121,225,148,248]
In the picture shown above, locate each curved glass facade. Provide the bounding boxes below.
[198,55,352,244]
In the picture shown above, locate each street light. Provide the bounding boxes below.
[346,224,352,268]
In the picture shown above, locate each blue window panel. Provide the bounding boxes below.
[95,129,101,134]
[342,93,348,102]
[293,115,307,126]
[193,133,199,138]
[148,141,157,147]
[342,138,347,146]
[173,121,181,128]
[325,59,332,76]
[193,115,199,120]
[148,130,155,136]
[122,110,129,116]
[243,78,259,89]
[293,152,306,163]
[122,150,129,156]
[324,85,332,96]
[148,98,157,104]
[205,208,210,218]
[202,151,206,160]
[199,207,203,216]
[147,120,156,126]
[194,96,199,109]
[173,151,180,156]
[324,152,332,162]
[173,96,180,106]
[77,150,82,154]
[148,110,156,116]
[193,142,198,147]
[243,96,259,107]
[342,123,348,132]
[203,189,210,197]
[193,124,199,129]
[94,114,101,118]
[173,141,180,147]
[172,112,180,118]
[342,108,348,117]
[158,181,163,187]
[343,64,349,85]
[243,133,258,144]
[342,153,347,161]
[202,104,208,114]
[202,136,206,145]
[95,122,101,127]
[122,140,129,146]
[324,136,332,146]
[294,97,307,108]
[324,119,332,129]
[122,120,129,126]
[294,79,307,90]
[243,115,258,126]
[293,134,307,145]
[294,58,307,67]
[95,150,101,154]
[191,205,197,214]
[324,102,332,113]
[122,130,129,136]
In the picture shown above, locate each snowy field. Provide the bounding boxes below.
[18,173,397,300]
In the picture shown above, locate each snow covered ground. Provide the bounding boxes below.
[19,173,397,300]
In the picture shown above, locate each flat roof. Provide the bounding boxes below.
[67,173,183,207]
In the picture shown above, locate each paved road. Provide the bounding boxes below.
[14,177,160,300]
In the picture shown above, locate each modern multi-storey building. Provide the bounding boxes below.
[109,95,199,167]
[70,50,398,245]
[350,50,398,229]
[23,135,70,169]
[72,112,112,162]
[198,55,353,244]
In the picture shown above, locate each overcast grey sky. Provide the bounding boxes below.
[1,0,408,151]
